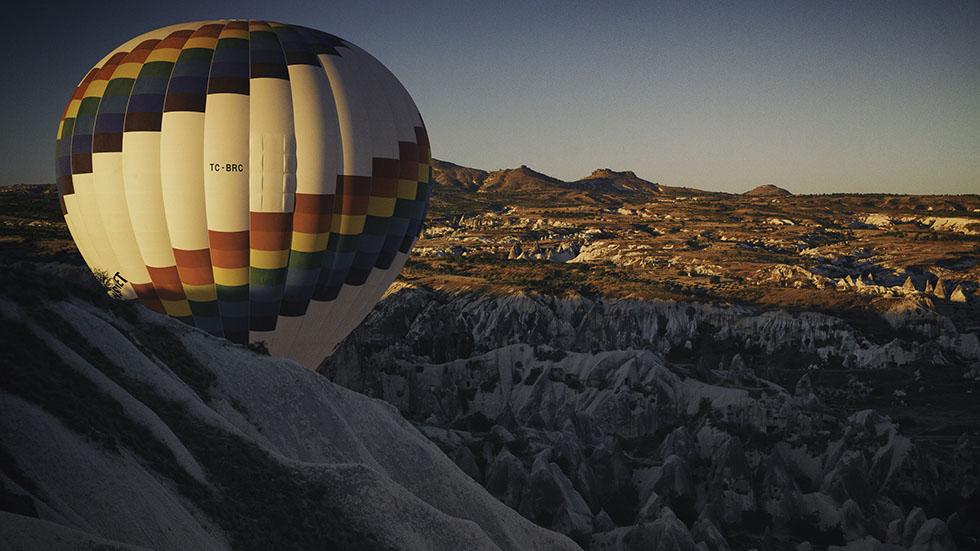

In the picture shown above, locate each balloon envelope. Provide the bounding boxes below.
[55,20,432,368]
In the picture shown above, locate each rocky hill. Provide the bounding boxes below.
[745,184,793,197]
[0,263,577,551]
[482,165,568,193]
[569,169,662,195]
[431,159,490,191]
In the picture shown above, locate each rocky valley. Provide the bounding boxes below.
[1,166,978,550]
[326,161,980,550]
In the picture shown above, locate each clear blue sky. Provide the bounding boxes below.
[3,0,978,193]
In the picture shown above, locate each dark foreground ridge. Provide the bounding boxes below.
[0,262,577,551]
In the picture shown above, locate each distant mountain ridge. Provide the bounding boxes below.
[431,159,665,196]
[430,160,809,199]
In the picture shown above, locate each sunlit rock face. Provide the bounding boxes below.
[324,285,979,549]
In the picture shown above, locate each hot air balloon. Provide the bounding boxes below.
[55,20,431,368]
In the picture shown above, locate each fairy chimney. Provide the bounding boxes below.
[950,285,968,303]
[902,276,917,292]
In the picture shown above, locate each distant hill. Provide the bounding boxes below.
[744,183,792,197]
[430,159,488,191]
[570,168,662,194]
[480,165,566,193]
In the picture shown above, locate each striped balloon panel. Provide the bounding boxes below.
[161,23,224,335]
[287,26,366,318]
[124,29,196,321]
[315,64,433,366]
[268,33,430,365]
[356,44,429,270]
[343,41,429,270]
[339,43,401,291]
[205,21,251,343]
[273,24,340,319]
[56,67,99,273]
[247,20,296,332]
[308,50,374,304]
[93,39,164,310]
[404,125,433,254]
[258,26,356,360]
[70,51,129,282]
[305,43,426,359]
[55,20,431,367]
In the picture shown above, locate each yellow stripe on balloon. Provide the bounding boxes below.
[111,62,143,80]
[397,179,417,200]
[183,283,218,302]
[332,214,366,235]
[290,231,329,253]
[219,28,249,40]
[65,99,82,119]
[83,80,108,98]
[184,36,218,50]
[145,48,182,63]
[160,299,193,317]
[366,196,396,218]
[212,266,249,286]
[250,249,290,269]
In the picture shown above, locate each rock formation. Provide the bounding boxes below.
[323,284,980,549]
[950,285,968,303]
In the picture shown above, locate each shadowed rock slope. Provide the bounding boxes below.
[0,263,578,551]
[324,284,979,550]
